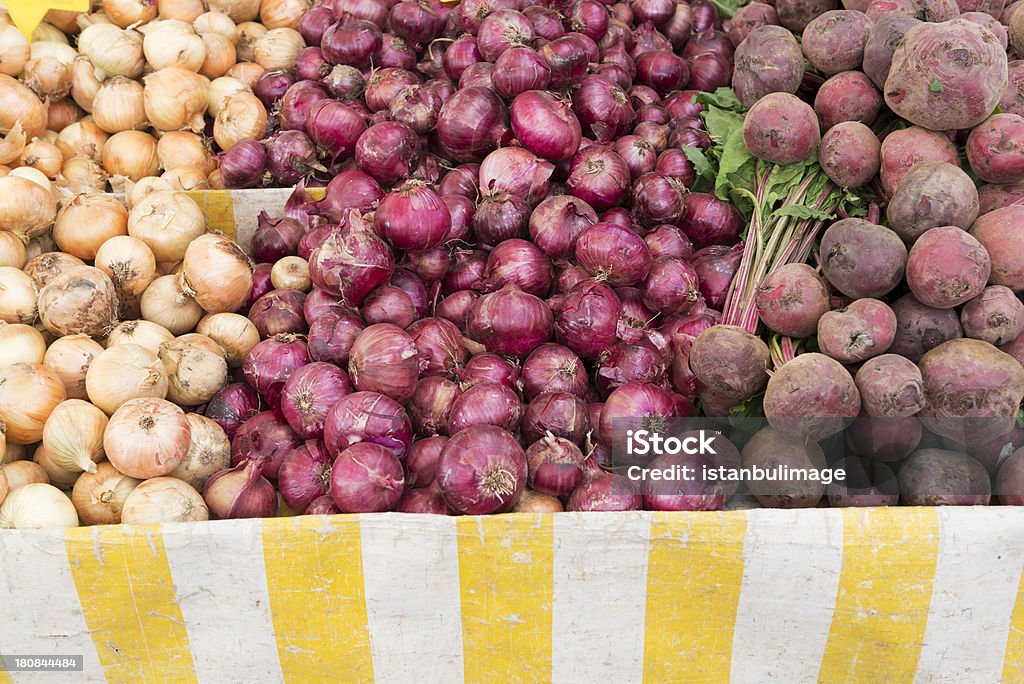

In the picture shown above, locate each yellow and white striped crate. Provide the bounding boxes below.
[1,508,1023,683]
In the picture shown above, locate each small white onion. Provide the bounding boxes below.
[92,77,147,134]
[271,256,311,292]
[208,0,262,23]
[143,67,210,133]
[102,0,158,28]
[59,157,109,194]
[77,24,145,80]
[157,131,214,176]
[0,23,29,77]
[0,176,56,241]
[56,120,109,163]
[18,140,64,180]
[157,0,206,22]
[225,61,264,87]
[34,443,81,490]
[2,460,49,487]
[235,22,267,62]
[0,483,78,529]
[260,0,311,30]
[194,11,238,42]
[200,32,237,79]
[102,130,160,182]
[214,91,267,151]
[253,28,304,70]
[207,76,250,118]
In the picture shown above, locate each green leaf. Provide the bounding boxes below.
[728,392,765,420]
[771,204,837,221]
[708,0,743,19]
[681,145,715,182]
[702,105,746,149]
[929,78,944,93]
[696,87,745,112]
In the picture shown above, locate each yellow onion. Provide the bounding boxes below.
[23,57,72,102]
[46,9,84,34]
[235,22,267,62]
[92,77,147,133]
[158,333,229,406]
[0,322,46,365]
[18,140,63,180]
[170,414,230,491]
[2,460,48,488]
[207,168,225,189]
[104,397,190,478]
[0,230,25,268]
[126,176,175,209]
[86,343,168,414]
[0,267,37,324]
[32,22,70,44]
[29,40,76,66]
[0,363,66,444]
[144,67,210,133]
[0,457,6,501]
[71,461,141,525]
[57,120,109,162]
[157,131,214,175]
[209,0,262,22]
[39,131,59,145]
[214,91,267,151]
[48,98,84,133]
[0,74,47,139]
[271,256,311,291]
[54,194,129,260]
[11,167,58,204]
[42,399,108,474]
[43,334,104,401]
[70,57,101,112]
[0,23,29,77]
[77,24,145,80]
[195,11,238,41]
[200,33,236,79]
[120,476,208,523]
[95,235,157,298]
[59,157,108,193]
[162,166,209,191]
[102,130,160,182]
[23,252,86,289]
[34,443,81,490]
[38,266,119,337]
[0,122,25,166]
[24,235,57,265]
[157,0,205,22]
[179,233,253,313]
[140,274,204,334]
[253,28,304,70]
[0,176,55,240]
[207,76,250,118]
[196,312,259,367]
[128,190,206,262]
[102,0,158,28]
[142,20,206,72]
[0,483,78,529]
[225,61,264,87]
[106,319,174,353]
[260,0,311,29]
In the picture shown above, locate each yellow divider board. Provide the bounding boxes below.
[1003,558,1024,680]
[817,507,939,683]
[643,511,748,683]
[64,525,196,683]
[457,515,554,684]
[5,0,89,40]
[262,516,374,683]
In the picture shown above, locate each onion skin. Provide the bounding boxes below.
[280,362,353,440]
[330,442,405,513]
[205,383,261,440]
[348,323,419,404]
[437,425,526,515]
[466,285,554,357]
[242,333,311,409]
[448,381,523,435]
[230,411,303,483]
[522,344,588,399]
[404,436,448,488]
[554,280,622,360]
[203,461,278,520]
[324,391,413,458]
[527,434,584,497]
[309,211,395,307]
[278,440,335,514]
[521,391,591,445]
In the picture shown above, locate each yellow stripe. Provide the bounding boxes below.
[642,511,747,683]
[65,525,196,683]
[262,516,373,683]
[1002,559,1024,681]
[818,507,939,684]
[186,190,237,241]
[457,514,554,684]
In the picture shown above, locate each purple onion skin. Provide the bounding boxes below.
[436,425,527,515]
[206,383,262,440]
[331,442,405,513]
[220,140,267,189]
[280,362,353,440]
[308,310,366,367]
[397,483,453,513]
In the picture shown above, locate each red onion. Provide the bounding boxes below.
[457,0,516,33]
[405,436,449,487]
[389,84,442,134]
[220,140,268,189]
[437,291,479,332]
[568,31,599,63]
[323,19,383,67]
[633,121,669,152]
[509,91,582,162]
[334,0,389,26]
[325,64,366,99]
[589,402,603,432]
[522,343,587,399]
[628,85,661,108]
[567,146,631,210]
[522,391,590,444]
[593,63,633,91]
[355,121,421,183]
[631,22,671,57]
[373,182,451,251]
[303,494,340,515]
[573,75,635,143]
[266,131,320,186]
[409,376,461,435]
[437,425,526,514]
[303,289,342,322]
[670,335,699,398]
[643,450,724,511]
[655,149,696,184]
[635,104,669,125]
[444,36,482,81]
[541,35,590,89]
[397,481,452,513]
[436,87,508,162]
[243,334,311,408]
[390,0,444,42]
[664,90,704,119]
[348,323,419,404]
[308,309,365,367]
[479,239,552,296]
[459,61,495,90]
[479,147,553,204]
[493,48,551,98]
[439,164,480,198]
[660,309,718,343]
[309,212,395,306]
[640,257,700,315]
[472,192,532,247]
[523,5,565,41]
[364,68,420,112]
[314,174,382,226]
[477,9,534,62]
[632,0,675,25]
[457,352,516,388]
[204,462,278,519]
[613,135,657,180]
[300,5,337,45]
[575,222,652,285]
[632,172,684,227]
[467,284,554,356]
[692,0,720,32]
[680,192,743,246]
[567,0,609,40]
[554,279,621,359]
[296,48,330,83]
[280,363,353,441]
[528,195,597,259]
[684,31,733,92]
[306,101,366,162]
[645,224,693,260]
[249,289,308,338]
[252,214,303,263]
[254,70,296,110]
[247,263,275,311]
[599,380,692,447]
[230,411,303,483]
[566,458,642,511]
[279,441,334,513]
[597,343,667,397]
[387,269,428,320]
[206,383,261,440]
[324,391,413,457]
[663,3,694,48]
[448,381,522,434]
[441,251,486,294]
[635,50,689,93]
[407,246,450,282]
[691,243,742,310]
[378,34,418,69]
[599,206,637,232]
[331,442,405,512]
[278,81,329,132]
[615,286,656,343]
[408,317,467,376]
[299,228,333,267]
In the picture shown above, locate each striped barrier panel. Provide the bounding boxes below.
[0,509,1022,683]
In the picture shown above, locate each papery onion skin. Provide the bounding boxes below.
[104,397,191,479]
[348,323,419,404]
[527,434,585,497]
[309,211,395,307]
[242,333,311,408]
[466,285,553,357]
[529,195,597,260]
[375,181,451,251]
[521,391,591,445]
[308,309,366,367]
[169,413,232,493]
[249,288,308,338]
[280,362,353,440]
[448,381,523,435]
[120,476,209,524]
[522,343,588,400]
[205,382,262,440]
[278,440,335,513]
[408,376,461,436]
[203,461,279,519]
[324,391,413,458]
[554,280,622,360]
[510,90,582,162]
[330,441,405,513]
[437,425,526,515]
[38,266,119,338]
[230,410,303,482]
[575,222,652,286]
